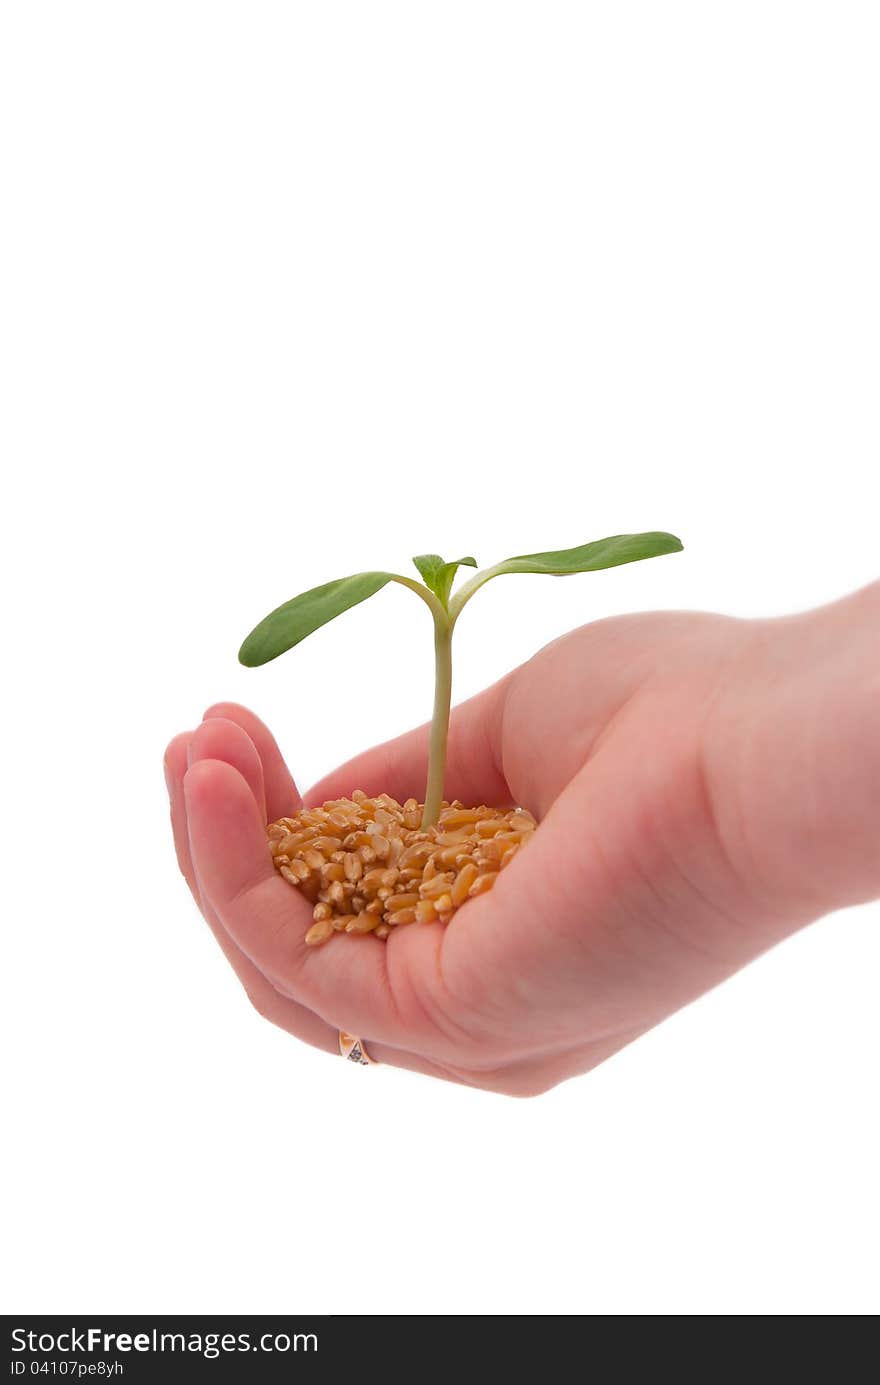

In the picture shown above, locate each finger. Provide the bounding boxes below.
[164,731,199,901]
[189,717,267,822]
[305,673,512,809]
[184,758,404,1043]
[203,702,301,820]
[438,764,644,1031]
[165,732,339,1054]
[169,734,460,1070]
[439,735,733,1043]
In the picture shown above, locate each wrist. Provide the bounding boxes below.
[735,583,880,918]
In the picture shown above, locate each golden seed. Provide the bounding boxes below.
[452,862,479,906]
[476,818,507,837]
[300,876,321,904]
[439,809,483,828]
[469,871,499,896]
[387,837,404,865]
[310,835,342,854]
[270,794,534,943]
[477,839,503,863]
[391,907,417,925]
[346,912,379,934]
[278,829,314,852]
[281,861,309,884]
[386,893,420,911]
[344,852,363,882]
[437,846,465,867]
[432,830,470,846]
[399,843,432,869]
[508,812,535,831]
[419,872,454,899]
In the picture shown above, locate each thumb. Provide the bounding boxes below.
[438,720,740,1043]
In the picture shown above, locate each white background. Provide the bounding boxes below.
[2,2,878,1316]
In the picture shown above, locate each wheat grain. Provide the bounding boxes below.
[267,794,536,945]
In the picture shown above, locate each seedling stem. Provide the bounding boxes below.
[239,532,683,828]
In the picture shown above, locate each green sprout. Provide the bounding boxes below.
[239,532,683,828]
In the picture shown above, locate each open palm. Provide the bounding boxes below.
[165,595,877,1094]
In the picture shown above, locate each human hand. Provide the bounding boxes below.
[164,582,880,1094]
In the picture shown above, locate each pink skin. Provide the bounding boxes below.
[164,581,880,1095]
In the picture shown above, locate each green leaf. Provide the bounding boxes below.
[411,553,478,607]
[495,531,683,577]
[239,572,397,666]
[448,532,683,618]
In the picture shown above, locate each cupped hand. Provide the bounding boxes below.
[164,586,880,1094]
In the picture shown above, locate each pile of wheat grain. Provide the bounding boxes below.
[267,791,536,944]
